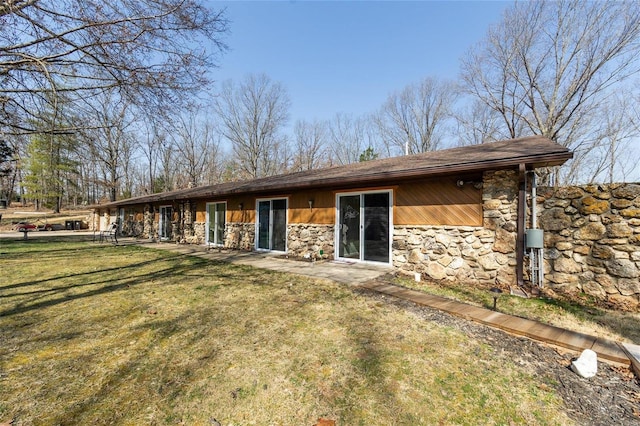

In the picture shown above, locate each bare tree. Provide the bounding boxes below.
[454,99,506,146]
[461,0,640,184]
[137,118,168,194]
[328,113,371,166]
[172,114,223,188]
[582,95,639,184]
[374,77,458,156]
[1,0,228,137]
[213,74,291,179]
[291,119,329,171]
[77,92,136,201]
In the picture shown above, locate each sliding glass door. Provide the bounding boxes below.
[338,195,361,259]
[159,206,173,240]
[256,198,287,252]
[206,202,226,246]
[337,191,391,264]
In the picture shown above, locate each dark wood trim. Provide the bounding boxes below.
[516,164,526,287]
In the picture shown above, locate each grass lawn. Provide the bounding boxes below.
[0,239,574,425]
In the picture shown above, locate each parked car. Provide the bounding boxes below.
[14,222,37,232]
[13,222,55,232]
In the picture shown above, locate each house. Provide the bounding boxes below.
[93,136,572,288]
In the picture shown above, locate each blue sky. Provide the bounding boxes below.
[212,1,510,124]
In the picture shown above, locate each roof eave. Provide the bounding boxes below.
[228,151,575,196]
[93,147,573,208]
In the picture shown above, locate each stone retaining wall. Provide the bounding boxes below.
[537,183,640,310]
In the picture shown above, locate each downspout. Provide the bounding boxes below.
[531,172,537,229]
[516,164,526,287]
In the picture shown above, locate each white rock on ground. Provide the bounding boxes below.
[571,349,598,378]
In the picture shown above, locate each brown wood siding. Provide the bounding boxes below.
[133,208,143,222]
[227,195,255,223]
[395,178,482,226]
[289,190,335,224]
[194,201,206,223]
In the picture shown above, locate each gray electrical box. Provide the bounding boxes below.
[526,229,544,249]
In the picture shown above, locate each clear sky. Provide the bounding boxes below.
[212,1,511,124]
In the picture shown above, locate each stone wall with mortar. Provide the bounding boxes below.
[178,222,204,244]
[225,222,255,250]
[537,183,640,310]
[287,224,334,260]
[143,204,156,240]
[392,170,519,287]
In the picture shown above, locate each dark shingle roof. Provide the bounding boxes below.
[101,136,572,207]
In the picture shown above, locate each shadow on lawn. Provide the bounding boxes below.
[341,311,404,421]
[0,243,263,318]
[50,309,214,424]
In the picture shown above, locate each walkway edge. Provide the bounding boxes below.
[621,343,640,377]
[358,281,634,369]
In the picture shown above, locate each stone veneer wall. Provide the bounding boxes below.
[143,204,156,239]
[225,222,255,250]
[537,183,640,310]
[392,170,519,286]
[121,219,143,237]
[287,224,334,259]
[185,222,205,244]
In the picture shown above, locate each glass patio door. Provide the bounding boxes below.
[363,192,390,263]
[337,192,391,264]
[256,198,287,251]
[159,206,173,240]
[338,195,361,259]
[206,202,226,246]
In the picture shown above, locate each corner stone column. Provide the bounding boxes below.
[143,204,154,240]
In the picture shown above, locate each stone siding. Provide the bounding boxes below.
[392,170,518,286]
[189,222,205,244]
[287,224,334,260]
[225,222,255,250]
[121,219,143,237]
[143,204,156,240]
[537,183,640,310]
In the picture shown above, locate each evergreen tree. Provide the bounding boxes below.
[23,131,78,212]
[359,146,379,162]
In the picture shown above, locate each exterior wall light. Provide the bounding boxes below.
[308,199,314,210]
[238,202,243,211]
[456,180,483,190]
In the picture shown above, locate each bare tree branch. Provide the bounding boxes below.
[460,0,640,184]
[1,0,228,135]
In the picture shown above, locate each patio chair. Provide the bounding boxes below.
[100,223,118,244]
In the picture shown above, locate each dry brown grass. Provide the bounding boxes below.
[0,240,573,425]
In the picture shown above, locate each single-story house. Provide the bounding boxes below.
[93,136,572,288]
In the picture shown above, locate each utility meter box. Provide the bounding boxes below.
[526,229,544,249]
